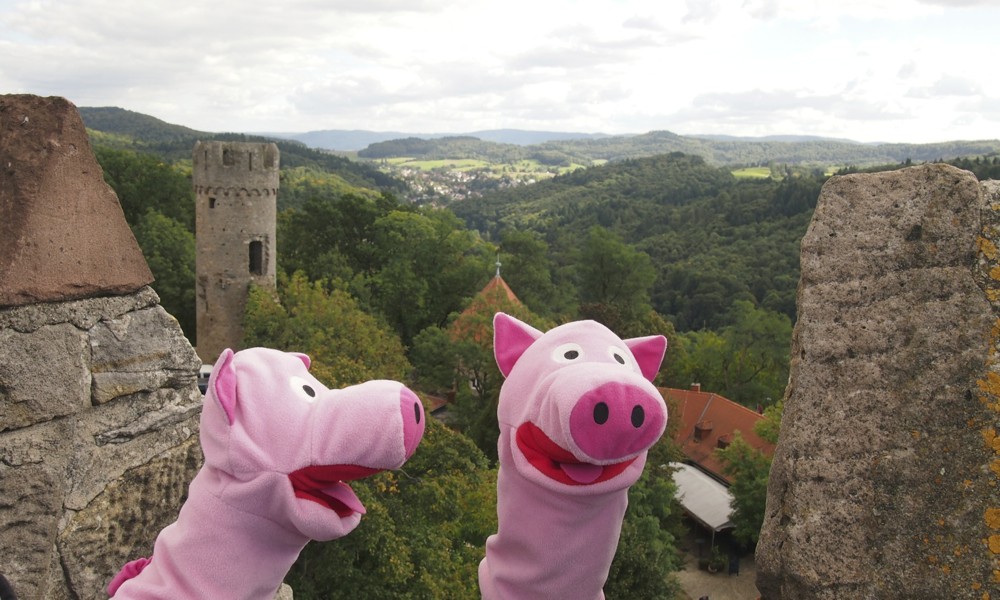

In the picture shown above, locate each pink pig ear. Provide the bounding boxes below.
[211,348,238,425]
[493,312,542,377]
[625,335,667,382]
[291,352,311,369]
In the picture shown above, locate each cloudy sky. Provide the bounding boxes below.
[2,0,998,143]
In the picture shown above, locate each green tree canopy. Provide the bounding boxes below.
[668,301,791,407]
[365,209,493,345]
[94,146,194,230]
[132,210,196,339]
[242,271,410,387]
[278,193,494,346]
[577,226,657,335]
[287,418,498,599]
[495,228,575,318]
[715,431,772,547]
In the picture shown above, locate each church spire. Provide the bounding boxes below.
[495,252,502,278]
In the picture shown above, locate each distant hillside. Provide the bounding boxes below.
[79,106,208,142]
[79,107,405,195]
[536,131,1000,167]
[355,129,1000,170]
[78,106,1000,183]
[358,136,527,163]
[691,133,861,144]
[269,128,609,151]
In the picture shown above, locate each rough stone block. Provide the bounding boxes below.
[60,436,202,600]
[0,462,63,600]
[90,305,200,404]
[756,164,1000,598]
[0,322,90,431]
[0,286,160,334]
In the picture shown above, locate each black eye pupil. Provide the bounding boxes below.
[564,350,579,360]
[303,385,316,398]
[614,353,625,364]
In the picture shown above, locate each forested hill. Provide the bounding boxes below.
[549,131,1000,165]
[360,129,1000,169]
[452,152,824,331]
[79,106,404,195]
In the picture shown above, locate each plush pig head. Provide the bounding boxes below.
[202,347,425,541]
[493,313,667,495]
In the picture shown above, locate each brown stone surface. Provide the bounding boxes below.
[60,436,203,600]
[0,94,152,306]
[756,164,1000,598]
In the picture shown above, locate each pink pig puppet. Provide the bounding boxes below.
[108,347,426,600]
[479,313,668,600]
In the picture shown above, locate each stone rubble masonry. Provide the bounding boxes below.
[0,287,204,599]
[756,164,1000,599]
[0,94,197,599]
[0,94,153,307]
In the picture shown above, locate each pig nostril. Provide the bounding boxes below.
[593,402,609,424]
[414,401,421,424]
[631,405,645,428]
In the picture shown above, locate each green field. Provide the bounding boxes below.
[386,157,490,171]
[731,166,773,179]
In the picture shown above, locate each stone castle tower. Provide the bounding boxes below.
[193,141,279,363]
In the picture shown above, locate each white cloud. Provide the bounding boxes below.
[0,0,997,141]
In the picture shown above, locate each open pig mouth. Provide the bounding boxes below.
[288,464,381,517]
[515,422,635,485]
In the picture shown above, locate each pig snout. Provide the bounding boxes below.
[568,381,665,461]
[400,387,425,459]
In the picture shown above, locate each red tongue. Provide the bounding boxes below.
[325,482,366,515]
[560,462,604,484]
[288,465,380,517]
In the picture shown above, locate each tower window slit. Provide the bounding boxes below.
[249,241,264,275]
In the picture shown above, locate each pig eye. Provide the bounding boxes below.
[608,347,629,366]
[552,343,584,363]
[290,376,318,403]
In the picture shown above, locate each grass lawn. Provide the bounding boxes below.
[731,166,772,179]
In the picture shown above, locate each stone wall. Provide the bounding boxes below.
[0,289,204,599]
[0,94,205,599]
[756,164,1000,598]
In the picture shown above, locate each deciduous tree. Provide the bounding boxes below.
[242,271,410,387]
[716,432,771,547]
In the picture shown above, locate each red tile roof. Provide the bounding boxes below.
[663,385,775,484]
[449,275,523,345]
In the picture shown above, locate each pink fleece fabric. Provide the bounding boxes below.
[479,313,668,600]
[109,347,425,599]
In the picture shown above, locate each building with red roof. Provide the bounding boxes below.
[663,384,776,485]
[448,271,524,346]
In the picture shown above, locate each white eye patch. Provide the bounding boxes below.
[552,342,584,363]
[607,346,630,366]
